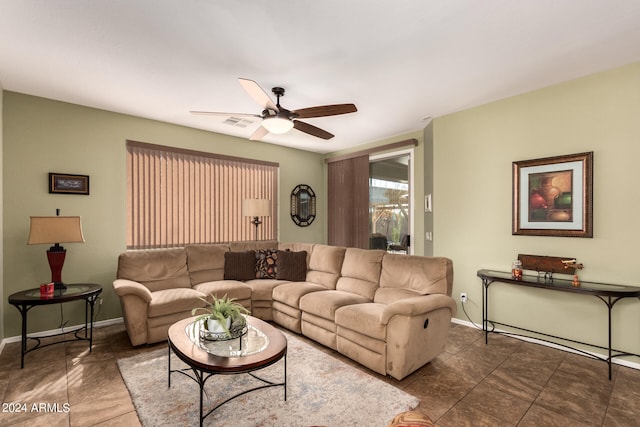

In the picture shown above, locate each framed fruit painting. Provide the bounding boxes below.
[512,152,593,238]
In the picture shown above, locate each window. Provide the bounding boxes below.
[126,140,278,249]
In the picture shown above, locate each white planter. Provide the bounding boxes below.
[206,316,231,334]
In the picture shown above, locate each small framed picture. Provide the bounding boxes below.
[512,152,593,237]
[49,173,90,195]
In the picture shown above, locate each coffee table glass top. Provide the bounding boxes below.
[185,320,269,357]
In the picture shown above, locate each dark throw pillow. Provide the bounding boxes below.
[224,251,256,281]
[276,250,307,281]
[255,249,278,279]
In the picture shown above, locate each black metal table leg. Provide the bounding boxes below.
[482,278,491,344]
[19,304,29,369]
[88,296,97,351]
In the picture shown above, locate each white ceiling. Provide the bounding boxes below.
[2,1,640,154]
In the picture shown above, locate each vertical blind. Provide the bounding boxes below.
[327,154,369,248]
[126,140,278,249]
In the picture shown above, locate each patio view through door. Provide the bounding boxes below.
[369,151,412,254]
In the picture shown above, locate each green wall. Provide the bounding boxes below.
[2,92,325,337]
[434,62,640,358]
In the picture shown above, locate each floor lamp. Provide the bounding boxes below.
[242,199,271,240]
[27,215,85,290]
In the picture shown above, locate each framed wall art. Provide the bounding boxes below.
[49,173,90,195]
[512,152,593,237]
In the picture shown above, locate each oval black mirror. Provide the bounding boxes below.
[290,184,316,227]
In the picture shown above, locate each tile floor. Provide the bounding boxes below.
[0,321,639,426]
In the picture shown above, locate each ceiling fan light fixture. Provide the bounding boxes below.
[262,116,294,134]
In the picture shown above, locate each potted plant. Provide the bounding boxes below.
[191,294,250,338]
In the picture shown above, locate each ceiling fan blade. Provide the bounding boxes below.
[293,120,334,140]
[190,110,261,118]
[238,78,278,112]
[293,104,357,119]
[249,125,269,141]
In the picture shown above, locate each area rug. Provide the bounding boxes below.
[117,332,419,427]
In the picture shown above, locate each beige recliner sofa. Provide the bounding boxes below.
[113,241,455,380]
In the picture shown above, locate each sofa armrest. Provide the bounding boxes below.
[113,279,153,303]
[380,294,457,324]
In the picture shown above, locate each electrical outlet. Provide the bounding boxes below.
[460,292,467,303]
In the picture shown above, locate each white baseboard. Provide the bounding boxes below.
[452,317,640,371]
[0,317,124,355]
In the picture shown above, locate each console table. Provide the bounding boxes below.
[477,269,640,379]
[8,284,102,368]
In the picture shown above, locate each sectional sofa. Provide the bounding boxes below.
[113,241,456,380]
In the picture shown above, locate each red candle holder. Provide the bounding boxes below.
[40,282,54,298]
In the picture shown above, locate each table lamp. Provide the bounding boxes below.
[27,215,85,290]
[242,199,271,240]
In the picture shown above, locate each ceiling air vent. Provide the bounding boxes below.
[223,117,255,128]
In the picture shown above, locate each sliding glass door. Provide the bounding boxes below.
[369,150,413,253]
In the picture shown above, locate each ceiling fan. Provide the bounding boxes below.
[191,78,357,141]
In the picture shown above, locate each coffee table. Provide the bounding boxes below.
[167,315,287,426]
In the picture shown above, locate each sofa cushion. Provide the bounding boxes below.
[335,303,387,340]
[192,280,252,302]
[117,248,190,292]
[224,251,256,280]
[276,250,307,281]
[147,288,207,318]
[379,254,453,296]
[272,282,326,308]
[336,248,385,300]
[186,244,229,285]
[306,244,346,289]
[374,287,422,305]
[255,249,278,279]
[244,278,289,301]
[300,290,370,321]
[279,242,314,262]
[229,240,278,252]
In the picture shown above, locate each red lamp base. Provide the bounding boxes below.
[46,248,67,290]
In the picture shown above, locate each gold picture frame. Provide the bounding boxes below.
[512,152,593,237]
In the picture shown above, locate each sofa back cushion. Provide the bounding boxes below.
[229,240,278,252]
[117,248,190,292]
[278,242,314,266]
[378,254,453,296]
[306,244,346,289]
[186,244,229,285]
[336,248,385,300]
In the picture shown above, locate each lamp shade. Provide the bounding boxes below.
[261,117,294,134]
[27,216,85,245]
[242,199,271,217]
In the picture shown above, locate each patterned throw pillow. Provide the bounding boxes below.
[223,251,256,281]
[255,249,278,279]
[276,250,307,281]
